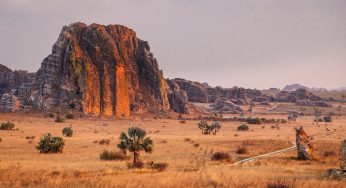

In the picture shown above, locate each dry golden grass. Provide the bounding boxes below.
[0,112,345,188]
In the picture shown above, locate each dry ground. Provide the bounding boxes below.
[0,112,345,188]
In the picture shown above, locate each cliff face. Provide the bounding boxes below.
[30,23,170,116]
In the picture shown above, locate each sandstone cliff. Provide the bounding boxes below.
[30,23,172,116]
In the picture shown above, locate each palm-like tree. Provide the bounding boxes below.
[118,127,153,164]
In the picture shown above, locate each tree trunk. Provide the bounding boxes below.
[295,127,314,160]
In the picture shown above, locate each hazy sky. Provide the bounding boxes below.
[0,0,345,89]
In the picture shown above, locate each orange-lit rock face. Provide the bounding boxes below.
[30,22,175,116]
[115,64,130,117]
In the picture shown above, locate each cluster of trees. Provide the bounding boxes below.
[198,120,221,135]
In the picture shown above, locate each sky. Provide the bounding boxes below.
[0,0,345,89]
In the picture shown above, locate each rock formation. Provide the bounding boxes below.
[0,93,20,112]
[166,79,190,114]
[28,23,176,116]
[328,140,346,179]
[341,140,346,170]
[295,127,314,160]
[211,97,243,113]
[173,78,209,103]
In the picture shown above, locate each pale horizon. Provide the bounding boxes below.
[1,0,345,90]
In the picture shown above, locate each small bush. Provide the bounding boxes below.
[55,116,64,123]
[280,119,287,124]
[66,113,74,119]
[0,122,15,130]
[99,150,128,161]
[127,161,144,169]
[193,143,200,148]
[179,120,186,124]
[62,127,73,137]
[267,180,293,188]
[323,116,332,122]
[184,138,192,142]
[150,163,169,172]
[246,117,261,124]
[236,146,248,154]
[36,133,65,153]
[322,150,336,157]
[99,139,110,145]
[0,137,2,142]
[237,124,249,131]
[211,152,231,161]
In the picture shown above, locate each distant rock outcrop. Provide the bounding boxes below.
[210,97,243,113]
[282,83,310,92]
[27,23,174,116]
[172,78,209,103]
[166,79,190,114]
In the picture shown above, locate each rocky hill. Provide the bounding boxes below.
[1,23,191,115]
[282,83,310,91]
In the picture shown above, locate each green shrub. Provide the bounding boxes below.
[236,146,248,154]
[211,152,231,161]
[55,116,64,123]
[237,124,249,131]
[62,127,73,137]
[36,133,65,153]
[0,122,15,130]
[323,116,332,122]
[246,117,261,124]
[99,150,128,161]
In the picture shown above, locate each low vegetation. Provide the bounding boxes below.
[62,126,73,137]
[246,117,287,124]
[55,116,64,123]
[211,152,231,161]
[65,113,74,119]
[323,116,332,122]
[198,120,221,135]
[36,133,65,153]
[236,146,248,154]
[0,122,15,130]
[237,124,249,131]
[99,150,128,161]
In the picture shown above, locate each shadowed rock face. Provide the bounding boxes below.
[30,23,170,116]
[0,64,14,96]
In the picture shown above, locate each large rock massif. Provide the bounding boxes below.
[29,23,174,116]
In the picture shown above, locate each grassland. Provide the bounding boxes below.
[0,111,345,188]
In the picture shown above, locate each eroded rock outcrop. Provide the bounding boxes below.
[295,127,314,160]
[0,93,20,112]
[211,97,243,113]
[173,78,209,103]
[166,79,190,114]
[30,23,170,116]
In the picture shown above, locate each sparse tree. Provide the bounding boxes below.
[314,107,322,124]
[118,127,153,165]
[210,121,221,135]
[198,120,210,134]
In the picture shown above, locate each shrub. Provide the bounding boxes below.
[66,113,74,119]
[150,162,169,172]
[211,152,231,161]
[36,133,65,153]
[267,180,293,188]
[0,122,15,130]
[55,116,64,123]
[127,161,144,169]
[323,116,332,122]
[246,117,261,124]
[237,124,249,131]
[236,146,248,154]
[179,120,186,124]
[280,119,287,124]
[0,137,2,142]
[322,150,336,157]
[99,150,128,161]
[99,139,110,145]
[193,143,200,148]
[62,126,73,137]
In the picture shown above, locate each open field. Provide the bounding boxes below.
[0,112,345,188]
